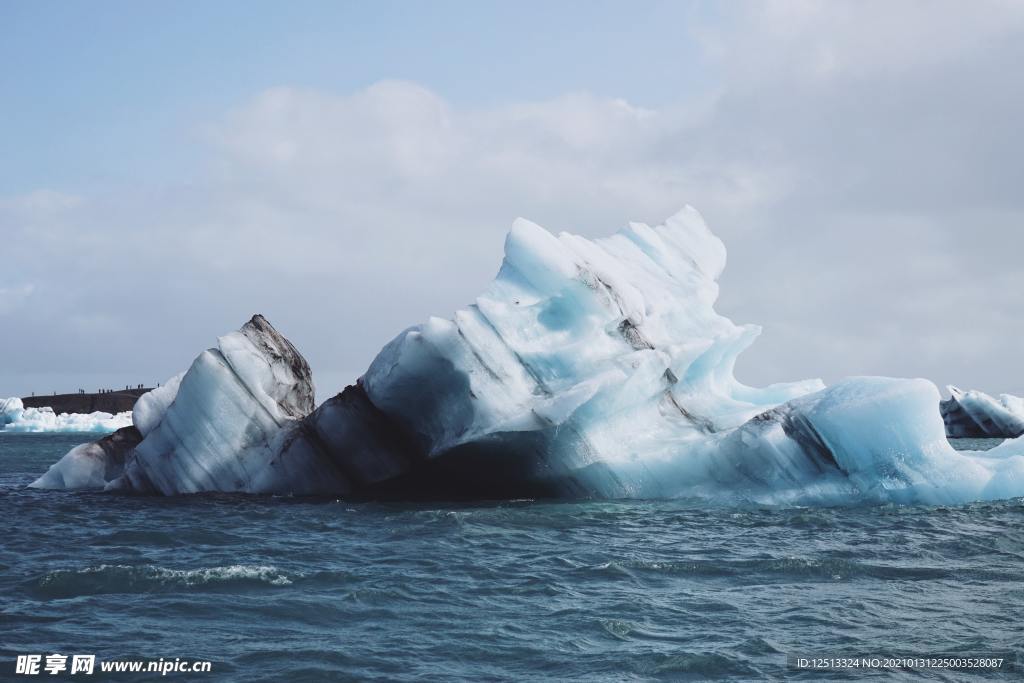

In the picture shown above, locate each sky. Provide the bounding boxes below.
[2,0,1023,400]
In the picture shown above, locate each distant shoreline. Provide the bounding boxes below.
[20,389,152,415]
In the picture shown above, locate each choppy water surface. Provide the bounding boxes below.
[1,433,1021,681]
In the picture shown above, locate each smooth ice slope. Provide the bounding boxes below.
[29,209,1024,505]
[940,386,1024,438]
[0,397,132,433]
[132,373,184,437]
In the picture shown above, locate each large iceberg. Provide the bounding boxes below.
[940,385,1024,439]
[0,397,132,434]
[30,208,1024,505]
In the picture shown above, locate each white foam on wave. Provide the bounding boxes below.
[0,397,132,434]
[39,563,294,591]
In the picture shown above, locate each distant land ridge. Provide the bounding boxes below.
[21,389,152,415]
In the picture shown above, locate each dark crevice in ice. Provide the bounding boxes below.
[777,410,842,474]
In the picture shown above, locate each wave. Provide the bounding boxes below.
[32,563,293,598]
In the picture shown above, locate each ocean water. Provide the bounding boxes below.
[1,433,1021,681]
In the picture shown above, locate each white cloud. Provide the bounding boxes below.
[0,284,35,315]
[3,1,1023,398]
[705,0,1024,81]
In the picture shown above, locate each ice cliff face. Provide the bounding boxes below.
[940,386,1024,439]
[30,209,1024,504]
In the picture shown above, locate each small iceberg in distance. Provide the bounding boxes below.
[28,208,1024,505]
[941,386,1024,439]
[1,397,132,434]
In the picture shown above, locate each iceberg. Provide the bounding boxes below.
[30,208,1024,505]
[940,386,1024,439]
[0,397,132,434]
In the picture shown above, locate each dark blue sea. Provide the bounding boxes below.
[1,433,1021,681]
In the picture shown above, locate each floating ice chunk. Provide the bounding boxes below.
[29,427,142,489]
[705,377,1024,505]
[1,397,23,426]
[0,397,132,434]
[940,385,1024,438]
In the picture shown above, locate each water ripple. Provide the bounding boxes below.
[1,434,1022,680]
